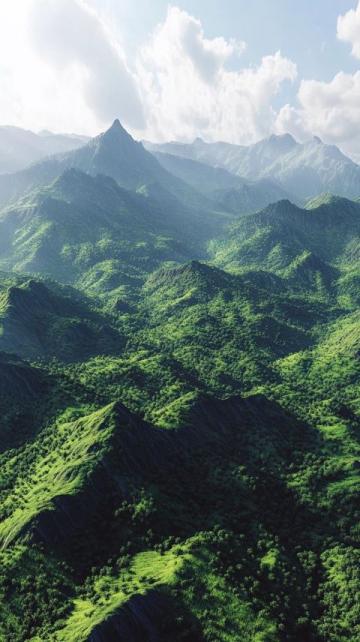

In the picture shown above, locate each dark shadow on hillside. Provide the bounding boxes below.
[87,590,204,642]
[23,394,330,575]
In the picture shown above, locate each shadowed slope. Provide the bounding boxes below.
[0,277,123,361]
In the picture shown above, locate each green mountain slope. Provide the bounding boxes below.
[0,352,53,450]
[138,260,323,394]
[0,121,359,642]
[0,168,220,297]
[0,393,321,641]
[0,276,123,361]
[213,196,360,273]
[0,257,359,642]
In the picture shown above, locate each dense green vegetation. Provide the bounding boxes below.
[0,120,359,641]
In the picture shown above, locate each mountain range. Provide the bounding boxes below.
[145,132,360,201]
[0,118,359,642]
[0,125,88,174]
[0,120,213,211]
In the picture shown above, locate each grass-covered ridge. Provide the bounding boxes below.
[52,547,186,642]
[0,403,118,548]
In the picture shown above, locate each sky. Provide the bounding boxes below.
[1,1,360,158]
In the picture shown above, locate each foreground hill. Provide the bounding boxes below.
[0,394,321,641]
[146,133,360,201]
[0,255,359,641]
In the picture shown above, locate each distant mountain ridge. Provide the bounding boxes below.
[151,150,294,214]
[145,133,360,201]
[0,125,88,174]
[5,120,358,219]
[3,122,359,205]
[0,120,212,211]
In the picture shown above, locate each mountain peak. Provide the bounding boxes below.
[261,198,301,219]
[103,118,132,139]
[265,133,297,150]
[52,167,92,192]
[269,133,296,142]
[110,118,123,131]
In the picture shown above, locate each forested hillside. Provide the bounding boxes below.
[0,120,359,642]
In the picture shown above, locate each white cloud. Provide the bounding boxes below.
[276,71,360,159]
[0,2,296,143]
[150,6,246,84]
[0,0,143,135]
[274,2,360,159]
[275,103,309,141]
[337,1,360,59]
[30,0,144,129]
[137,6,297,143]
[3,0,360,159]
